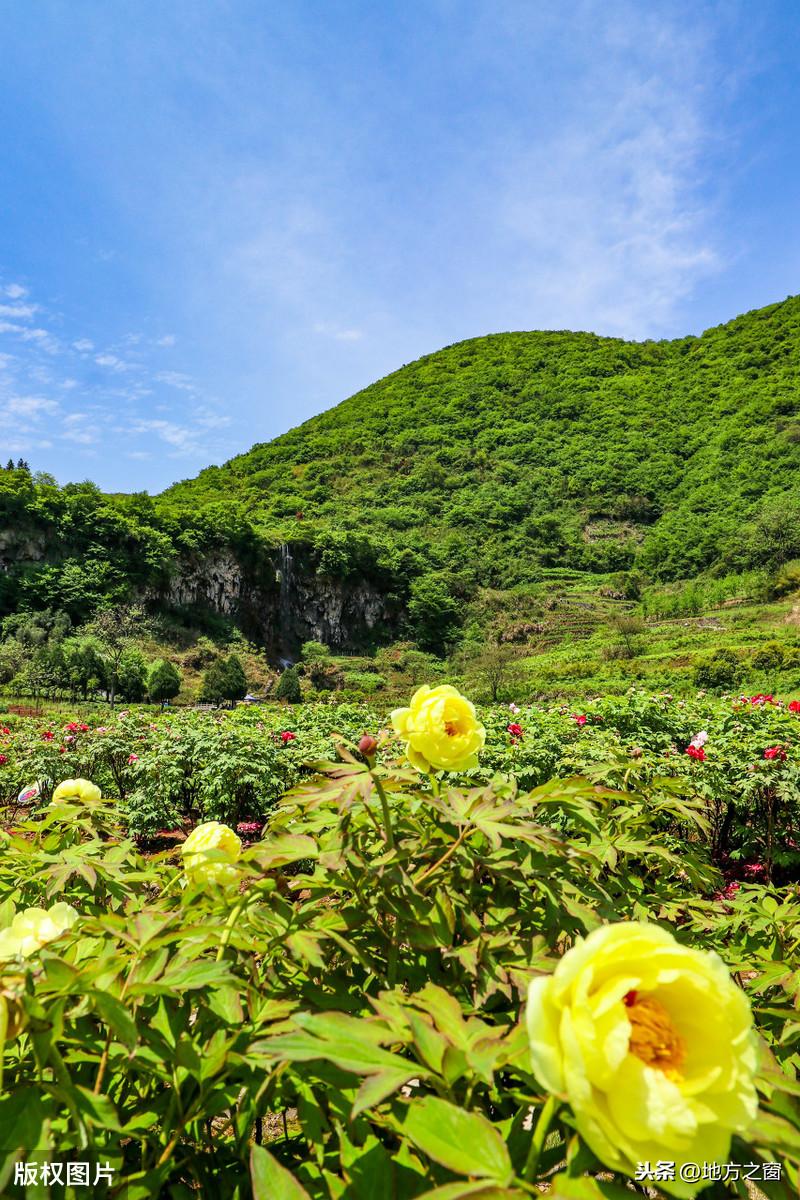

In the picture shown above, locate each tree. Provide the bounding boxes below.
[200,654,247,706]
[148,658,182,705]
[224,653,247,701]
[459,642,525,702]
[408,573,460,655]
[608,614,646,660]
[117,646,148,702]
[62,635,107,701]
[275,665,302,703]
[87,605,147,706]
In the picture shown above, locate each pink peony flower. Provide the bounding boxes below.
[508,702,520,715]
[280,731,296,744]
[127,753,139,764]
[571,714,587,726]
[0,754,7,765]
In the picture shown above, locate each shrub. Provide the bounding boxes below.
[147,657,182,704]
[752,640,787,672]
[693,648,742,690]
[275,665,302,703]
[341,670,386,694]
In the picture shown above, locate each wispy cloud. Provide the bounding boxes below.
[313,322,364,342]
[0,277,233,474]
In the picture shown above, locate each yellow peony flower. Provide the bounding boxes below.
[181,821,242,887]
[51,778,102,805]
[390,685,486,773]
[0,902,80,959]
[526,921,758,1198]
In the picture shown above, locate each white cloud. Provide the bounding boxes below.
[3,284,27,299]
[313,322,364,342]
[5,395,59,418]
[73,338,94,352]
[154,370,195,391]
[130,417,198,451]
[0,303,37,319]
[156,334,176,346]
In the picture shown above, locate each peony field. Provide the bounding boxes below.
[1,685,799,1196]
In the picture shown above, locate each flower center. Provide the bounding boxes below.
[444,720,461,737]
[623,991,685,1075]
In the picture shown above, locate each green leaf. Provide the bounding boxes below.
[351,1068,419,1118]
[90,989,138,1048]
[250,1144,312,1200]
[397,1095,513,1183]
[417,1186,527,1200]
[74,1085,122,1132]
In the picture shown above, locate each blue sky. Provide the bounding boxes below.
[1,0,799,492]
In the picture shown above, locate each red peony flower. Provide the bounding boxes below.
[65,722,79,732]
[127,753,139,764]
[280,731,296,744]
[41,730,54,741]
[236,821,263,835]
[507,722,523,737]
[0,727,9,736]
[0,754,7,765]
[789,700,800,714]
[764,746,787,762]
[571,714,587,726]
[79,723,90,732]
[686,745,706,761]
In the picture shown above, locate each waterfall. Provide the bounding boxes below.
[277,542,294,661]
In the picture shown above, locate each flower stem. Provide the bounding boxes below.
[215,895,247,962]
[522,1095,559,1182]
[415,825,469,888]
[372,774,395,849]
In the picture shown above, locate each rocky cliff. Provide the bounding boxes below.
[154,542,400,660]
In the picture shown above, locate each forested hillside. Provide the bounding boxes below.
[2,294,800,641]
[166,294,800,585]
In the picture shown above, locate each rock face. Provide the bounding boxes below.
[154,542,400,660]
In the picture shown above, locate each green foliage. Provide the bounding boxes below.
[200,654,248,705]
[408,573,460,653]
[693,647,742,690]
[300,640,331,662]
[341,670,385,694]
[1,713,799,1196]
[147,657,182,704]
[7,298,800,643]
[753,640,789,672]
[275,666,302,704]
[116,646,148,702]
[163,295,800,595]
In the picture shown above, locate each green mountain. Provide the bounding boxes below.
[165,294,800,586]
[3,294,800,653]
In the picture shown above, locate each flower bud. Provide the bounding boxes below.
[358,734,379,758]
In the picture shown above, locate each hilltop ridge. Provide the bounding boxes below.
[2,295,800,652]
